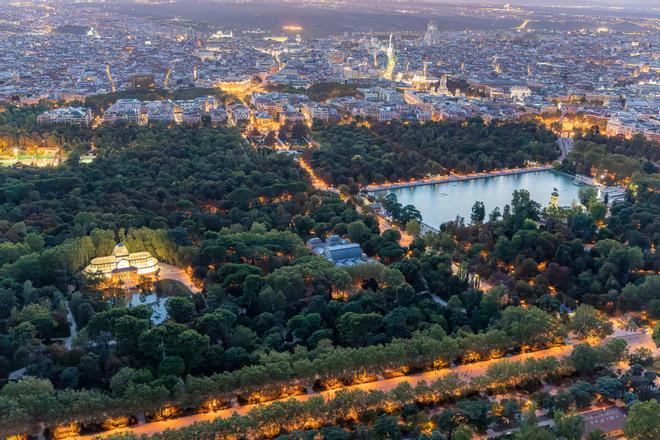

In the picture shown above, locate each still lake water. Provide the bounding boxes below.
[371,170,584,228]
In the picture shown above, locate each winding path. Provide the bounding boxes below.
[51,300,78,349]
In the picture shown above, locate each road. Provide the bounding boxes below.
[557,137,573,162]
[76,331,656,439]
[297,157,338,194]
[372,210,413,247]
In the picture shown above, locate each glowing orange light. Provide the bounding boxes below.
[101,416,130,430]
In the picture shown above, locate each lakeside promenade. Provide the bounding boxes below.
[363,165,554,192]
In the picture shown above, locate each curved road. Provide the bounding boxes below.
[77,330,656,439]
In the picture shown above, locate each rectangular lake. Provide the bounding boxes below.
[370,170,584,228]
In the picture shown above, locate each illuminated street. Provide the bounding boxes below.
[78,330,657,439]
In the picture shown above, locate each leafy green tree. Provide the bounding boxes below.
[627,347,654,367]
[174,329,210,370]
[287,313,322,343]
[405,219,422,237]
[498,306,562,348]
[228,325,258,351]
[596,376,624,400]
[24,233,45,252]
[509,189,541,230]
[109,367,153,397]
[166,297,196,323]
[601,338,628,367]
[295,215,316,236]
[579,187,598,207]
[568,344,602,376]
[586,430,605,440]
[471,201,486,224]
[337,313,384,347]
[588,201,607,222]
[347,221,369,243]
[624,400,660,440]
[400,205,422,224]
[567,304,613,340]
[554,412,584,440]
[114,315,149,355]
[158,356,185,377]
[488,207,502,223]
[14,304,55,339]
[194,309,236,344]
[1,377,59,425]
[79,352,102,386]
[452,424,474,440]
[370,414,400,439]
[456,399,491,430]
[59,367,80,389]
[568,381,596,408]
[321,426,350,440]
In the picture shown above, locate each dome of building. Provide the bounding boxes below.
[112,243,130,258]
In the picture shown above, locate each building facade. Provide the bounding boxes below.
[37,107,92,126]
[84,243,159,285]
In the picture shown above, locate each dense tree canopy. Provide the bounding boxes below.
[0,106,656,440]
[308,118,559,186]
[560,129,659,187]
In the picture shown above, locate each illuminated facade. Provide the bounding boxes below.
[84,243,159,283]
[253,111,277,132]
[215,78,252,94]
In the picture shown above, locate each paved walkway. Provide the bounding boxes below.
[159,263,201,293]
[61,301,77,349]
[77,331,656,439]
[362,166,553,192]
[51,300,77,349]
[557,137,573,162]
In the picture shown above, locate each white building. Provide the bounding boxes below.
[210,107,227,124]
[302,103,332,122]
[229,104,250,124]
[606,113,660,142]
[104,99,146,125]
[510,86,532,102]
[37,107,92,126]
